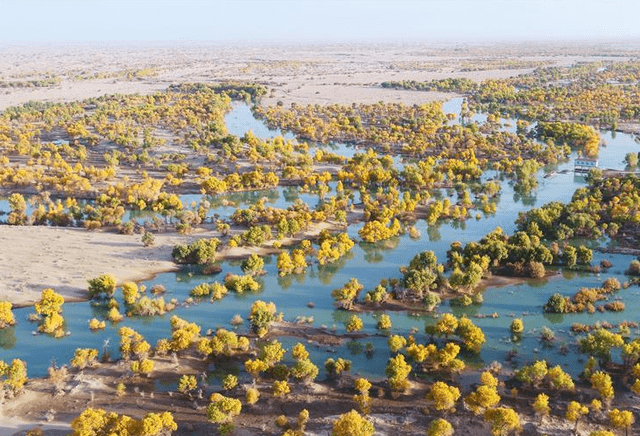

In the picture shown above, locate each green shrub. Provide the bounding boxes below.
[172,238,220,264]
[87,274,117,299]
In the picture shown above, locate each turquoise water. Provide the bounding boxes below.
[225,102,295,140]
[2,101,640,382]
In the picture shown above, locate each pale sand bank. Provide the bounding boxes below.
[0,226,181,307]
[0,418,69,436]
[0,220,340,307]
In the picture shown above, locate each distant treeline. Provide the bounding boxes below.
[383,61,640,128]
[381,78,478,94]
[0,77,61,88]
[169,82,268,102]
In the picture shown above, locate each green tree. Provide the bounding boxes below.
[207,393,242,424]
[141,231,155,247]
[7,193,27,225]
[241,253,265,275]
[576,245,593,265]
[177,374,197,395]
[258,340,286,368]
[580,329,624,366]
[224,273,260,293]
[424,292,442,312]
[325,357,352,378]
[87,274,117,299]
[222,374,238,391]
[249,300,277,337]
[172,238,219,264]
[624,152,638,167]
[376,314,392,330]
[291,358,319,383]
[456,317,486,352]
[244,359,268,380]
[626,259,640,276]
[403,250,442,297]
[562,245,577,267]
[543,293,567,313]
[273,379,290,397]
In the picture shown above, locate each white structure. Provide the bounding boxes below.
[575,157,598,173]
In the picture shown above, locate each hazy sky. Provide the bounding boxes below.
[1,0,639,43]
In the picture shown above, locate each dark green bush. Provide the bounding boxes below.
[172,238,220,264]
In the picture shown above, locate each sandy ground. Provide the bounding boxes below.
[0,220,341,308]
[0,226,181,307]
[0,356,625,436]
[1,41,633,111]
[0,418,69,436]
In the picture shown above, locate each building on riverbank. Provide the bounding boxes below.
[574,157,598,173]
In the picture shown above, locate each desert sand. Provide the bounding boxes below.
[0,220,341,307]
[0,226,181,306]
[2,41,633,112]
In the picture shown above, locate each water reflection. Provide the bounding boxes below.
[359,237,400,264]
[426,223,442,242]
[346,340,364,356]
[0,328,16,350]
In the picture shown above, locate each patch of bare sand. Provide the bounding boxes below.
[0,220,342,307]
[0,226,182,307]
[0,418,69,436]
